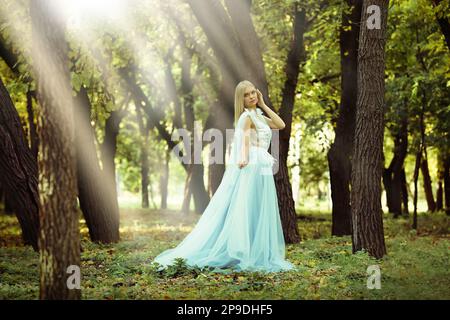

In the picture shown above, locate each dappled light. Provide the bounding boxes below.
[0,0,449,303]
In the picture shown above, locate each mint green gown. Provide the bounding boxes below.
[153,107,295,272]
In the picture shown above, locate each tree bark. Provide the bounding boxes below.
[436,152,445,211]
[26,89,39,159]
[273,5,306,243]
[135,99,150,209]
[100,108,124,230]
[420,151,436,212]
[400,168,409,215]
[383,109,408,217]
[328,0,362,236]
[74,86,120,242]
[412,150,422,230]
[179,39,209,214]
[443,155,450,215]
[160,149,170,210]
[351,0,389,259]
[0,76,40,250]
[31,0,80,299]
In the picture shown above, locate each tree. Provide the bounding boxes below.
[74,86,120,242]
[31,0,80,299]
[0,75,40,251]
[274,4,306,243]
[431,0,450,50]
[328,0,362,236]
[351,0,389,259]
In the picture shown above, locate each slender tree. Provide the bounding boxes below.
[274,5,306,243]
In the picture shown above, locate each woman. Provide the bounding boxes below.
[153,80,295,273]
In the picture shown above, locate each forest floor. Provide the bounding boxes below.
[0,208,449,299]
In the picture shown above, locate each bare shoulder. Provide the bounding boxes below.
[243,116,256,129]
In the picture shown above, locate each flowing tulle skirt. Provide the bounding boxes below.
[153,146,295,273]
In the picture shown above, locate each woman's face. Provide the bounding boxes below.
[243,86,257,108]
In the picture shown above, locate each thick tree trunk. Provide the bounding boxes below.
[351,0,389,259]
[328,0,362,236]
[31,0,80,299]
[74,86,120,243]
[0,76,40,250]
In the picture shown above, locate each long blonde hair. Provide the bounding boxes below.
[234,80,256,126]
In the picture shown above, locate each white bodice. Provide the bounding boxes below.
[242,107,272,150]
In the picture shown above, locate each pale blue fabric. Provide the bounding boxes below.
[153,107,295,273]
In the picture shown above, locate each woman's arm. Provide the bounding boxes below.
[239,117,253,168]
[256,89,286,130]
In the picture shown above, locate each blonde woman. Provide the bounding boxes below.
[153,80,294,273]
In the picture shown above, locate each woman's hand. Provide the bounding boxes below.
[256,89,266,107]
[238,159,248,169]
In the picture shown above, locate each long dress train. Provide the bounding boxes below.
[152,107,295,272]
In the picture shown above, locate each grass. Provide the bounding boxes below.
[0,208,448,299]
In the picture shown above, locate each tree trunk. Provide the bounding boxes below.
[26,89,39,159]
[420,151,436,212]
[412,89,427,228]
[400,168,409,215]
[431,0,450,50]
[31,0,80,299]
[74,86,120,243]
[351,0,389,259]
[412,150,422,230]
[182,167,193,213]
[383,110,408,217]
[443,155,450,215]
[436,181,443,211]
[100,108,124,236]
[135,101,150,209]
[179,38,209,214]
[273,6,306,244]
[160,149,169,210]
[0,76,40,250]
[328,0,362,236]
